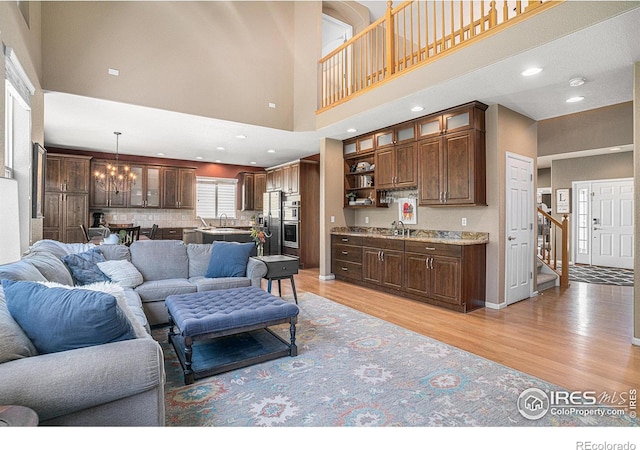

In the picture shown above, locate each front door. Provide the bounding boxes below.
[575,179,634,269]
[505,153,533,305]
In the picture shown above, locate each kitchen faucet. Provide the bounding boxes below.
[398,220,406,237]
[219,213,228,227]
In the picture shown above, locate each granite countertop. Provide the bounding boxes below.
[331,227,488,245]
[197,227,252,235]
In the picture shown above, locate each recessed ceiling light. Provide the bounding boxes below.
[521,67,543,77]
[196,156,203,160]
[215,146,225,151]
[267,149,276,153]
[236,134,247,139]
[569,77,586,87]
[157,152,165,156]
[250,161,257,165]
[411,106,424,112]
[347,128,358,133]
[215,159,221,163]
[566,96,584,103]
[108,68,119,76]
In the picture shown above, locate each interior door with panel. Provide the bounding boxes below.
[505,153,533,305]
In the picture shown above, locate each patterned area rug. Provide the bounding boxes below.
[569,264,634,286]
[154,293,636,427]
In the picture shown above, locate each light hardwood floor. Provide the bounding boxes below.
[266,270,640,395]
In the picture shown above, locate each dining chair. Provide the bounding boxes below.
[112,226,141,246]
[87,227,110,239]
[80,224,90,242]
[149,224,159,240]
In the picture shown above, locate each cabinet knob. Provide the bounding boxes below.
[425,247,436,251]
[341,251,348,255]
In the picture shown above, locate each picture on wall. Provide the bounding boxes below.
[32,142,47,219]
[556,188,571,214]
[398,197,417,224]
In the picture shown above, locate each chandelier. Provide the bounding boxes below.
[94,131,136,195]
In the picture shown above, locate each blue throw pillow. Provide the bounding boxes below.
[205,242,255,278]
[62,247,110,285]
[2,279,136,354]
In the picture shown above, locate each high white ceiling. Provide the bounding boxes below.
[44,3,640,168]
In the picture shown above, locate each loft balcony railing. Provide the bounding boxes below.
[318,0,560,112]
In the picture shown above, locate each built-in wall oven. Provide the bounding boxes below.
[282,197,300,249]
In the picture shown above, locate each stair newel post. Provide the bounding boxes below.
[561,214,570,287]
[385,1,395,77]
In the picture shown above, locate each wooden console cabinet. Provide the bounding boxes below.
[331,234,486,312]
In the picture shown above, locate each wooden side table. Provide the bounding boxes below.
[252,255,299,304]
[0,405,38,426]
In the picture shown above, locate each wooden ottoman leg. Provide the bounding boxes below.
[289,320,298,357]
[184,336,194,385]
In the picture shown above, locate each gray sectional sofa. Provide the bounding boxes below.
[0,239,267,426]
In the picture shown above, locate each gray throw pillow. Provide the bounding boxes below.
[62,248,110,286]
[0,285,38,363]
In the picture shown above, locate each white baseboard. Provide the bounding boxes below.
[632,337,640,347]
[319,274,335,281]
[485,302,507,310]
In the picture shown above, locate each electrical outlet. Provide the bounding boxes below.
[330,215,335,223]
[462,217,467,226]
[365,216,369,224]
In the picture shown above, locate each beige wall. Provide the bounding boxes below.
[319,137,353,278]
[538,102,633,156]
[41,1,318,132]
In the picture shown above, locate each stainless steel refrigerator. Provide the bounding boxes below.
[262,190,282,255]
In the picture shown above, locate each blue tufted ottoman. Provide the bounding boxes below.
[166,286,299,384]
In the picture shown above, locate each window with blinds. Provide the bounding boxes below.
[196,177,237,219]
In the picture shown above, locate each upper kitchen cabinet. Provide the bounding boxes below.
[129,165,161,208]
[416,102,485,139]
[374,123,416,149]
[418,101,487,206]
[375,142,417,190]
[282,162,299,195]
[240,171,266,211]
[47,153,91,193]
[90,159,129,208]
[253,172,266,210]
[162,167,196,209]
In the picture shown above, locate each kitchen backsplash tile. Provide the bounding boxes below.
[99,209,255,229]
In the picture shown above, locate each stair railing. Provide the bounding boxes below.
[537,207,569,288]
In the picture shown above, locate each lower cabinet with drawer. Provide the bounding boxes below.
[331,234,363,281]
[331,233,486,312]
[161,228,183,240]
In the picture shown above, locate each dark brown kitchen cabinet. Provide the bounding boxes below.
[417,101,487,206]
[161,228,183,240]
[46,154,90,193]
[44,154,91,243]
[129,165,161,208]
[253,173,266,210]
[162,167,195,209]
[404,241,485,311]
[331,235,363,281]
[331,234,486,313]
[282,163,299,195]
[90,160,129,208]
[375,142,417,190]
[241,172,255,211]
[362,238,404,291]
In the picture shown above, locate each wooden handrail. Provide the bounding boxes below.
[537,207,569,288]
[318,0,562,112]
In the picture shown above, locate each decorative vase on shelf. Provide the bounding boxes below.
[256,243,264,257]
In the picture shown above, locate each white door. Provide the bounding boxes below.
[505,153,534,305]
[591,179,634,269]
[573,178,634,269]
